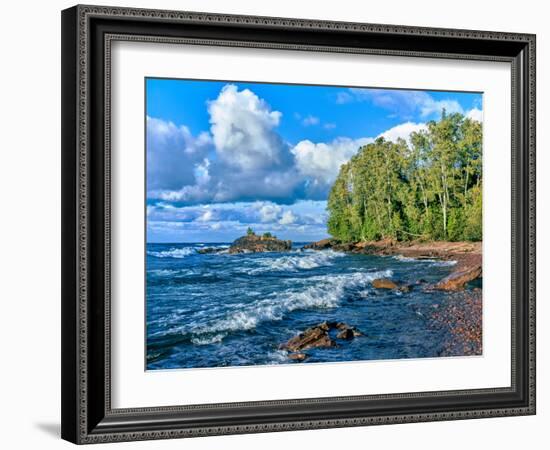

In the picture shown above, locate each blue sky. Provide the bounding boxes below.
[146,78,482,243]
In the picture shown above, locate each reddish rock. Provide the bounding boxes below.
[280,325,336,352]
[372,278,412,292]
[372,278,399,290]
[302,238,333,250]
[280,321,363,353]
[433,263,482,291]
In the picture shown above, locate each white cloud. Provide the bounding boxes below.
[291,137,373,186]
[257,203,282,222]
[279,210,297,225]
[196,208,214,222]
[336,88,464,119]
[378,121,427,143]
[146,116,212,190]
[466,108,483,122]
[323,123,336,130]
[419,98,463,118]
[207,84,286,171]
[335,91,353,104]
[302,115,320,126]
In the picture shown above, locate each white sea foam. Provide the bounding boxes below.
[147,247,195,258]
[148,268,197,277]
[267,349,289,364]
[393,254,457,266]
[188,269,392,341]
[242,250,345,274]
[190,333,226,345]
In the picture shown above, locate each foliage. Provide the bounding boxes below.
[246,227,255,236]
[262,232,276,239]
[327,112,482,242]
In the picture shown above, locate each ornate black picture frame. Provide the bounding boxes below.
[61,4,536,444]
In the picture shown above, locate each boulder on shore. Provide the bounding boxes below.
[433,263,482,291]
[372,278,411,292]
[229,234,292,254]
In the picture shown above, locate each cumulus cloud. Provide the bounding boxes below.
[148,83,475,218]
[466,108,483,122]
[291,137,373,187]
[207,84,288,171]
[419,97,463,118]
[258,203,282,222]
[196,208,214,222]
[279,210,297,225]
[378,121,427,143]
[146,116,212,190]
[147,200,330,242]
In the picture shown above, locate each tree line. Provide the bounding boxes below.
[327,112,482,242]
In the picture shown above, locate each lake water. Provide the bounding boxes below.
[146,242,468,370]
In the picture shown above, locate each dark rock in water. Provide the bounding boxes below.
[288,352,308,361]
[229,234,292,254]
[302,238,333,250]
[433,263,482,291]
[372,278,411,292]
[336,328,355,340]
[197,247,223,254]
[280,325,336,352]
[335,322,363,337]
[281,321,362,353]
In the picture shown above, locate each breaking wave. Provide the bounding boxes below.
[183,269,392,341]
[242,250,345,274]
[147,247,195,258]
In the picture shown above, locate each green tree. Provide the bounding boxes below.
[327,112,482,243]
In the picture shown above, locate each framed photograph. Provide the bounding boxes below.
[61,5,536,444]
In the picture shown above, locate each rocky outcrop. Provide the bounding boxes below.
[432,263,482,291]
[372,278,411,292]
[280,322,362,360]
[280,324,336,352]
[229,234,292,254]
[302,238,333,250]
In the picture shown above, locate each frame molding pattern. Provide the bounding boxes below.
[63,4,536,444]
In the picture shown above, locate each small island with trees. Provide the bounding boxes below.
[229,227,292,254]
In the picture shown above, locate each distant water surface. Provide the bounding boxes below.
[146,242,469,370]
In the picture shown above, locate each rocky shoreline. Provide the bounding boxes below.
[276,238,483,362]
[304,238,482,291]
